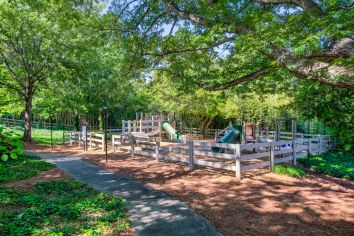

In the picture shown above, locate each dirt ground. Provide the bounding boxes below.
[28,145,354,236]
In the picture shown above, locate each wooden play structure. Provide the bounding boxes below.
[69,114,335,181]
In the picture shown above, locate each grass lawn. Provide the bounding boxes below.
[0,155,131,235]
[298,151,354,180]
[5,126,67,146]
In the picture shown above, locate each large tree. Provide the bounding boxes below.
[0,0,101,141]
[110,0,354,90]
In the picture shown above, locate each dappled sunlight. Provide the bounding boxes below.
[83,151,354,236]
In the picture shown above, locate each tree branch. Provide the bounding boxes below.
[143,37,235,56]
[0,52,27,90]
[163,0,250,34]
[253,0,324,17]
[265,45,354,90]
[196,67,274,91]
[305,37,354,59]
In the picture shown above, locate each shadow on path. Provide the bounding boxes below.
[33,153,222,236]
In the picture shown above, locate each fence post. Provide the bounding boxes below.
[89,132,92,149]
[308,138,312,156]
[112,135,115,152]
[79,132,82,147]
[188,141,194,171]
[128,120,131,133]
[292,140,297,165]
[319,136,322,154]
[70,132,73,146]
[235,144,241,181]
[269,143,274,171]
[130,136,135,157]
[155,140,160,163]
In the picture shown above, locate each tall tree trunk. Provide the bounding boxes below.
[98,111,103,130]
[23,94,33,142]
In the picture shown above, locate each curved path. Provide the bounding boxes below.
[34,153,222,236]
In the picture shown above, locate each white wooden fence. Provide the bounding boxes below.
[113,134,334,181]
[122,120,160,134]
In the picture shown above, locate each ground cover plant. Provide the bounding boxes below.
[0,153,131,235]
[272,164,306,178]
[298,151,354,180]
[0,125,24,162]
[0,180,130,235]
[0,155,54,183]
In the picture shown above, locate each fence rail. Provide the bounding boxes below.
[112,134,333,181]
[0,117,74,130]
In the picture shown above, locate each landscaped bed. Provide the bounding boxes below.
[298,151,354,180]
[0,155,132,235]
[80,150,354,236]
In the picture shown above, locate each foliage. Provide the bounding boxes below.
[0,180,130,235]
[144,73,224,131]
[112,0,354,90]
[293,82,354,151]
[273,165,306,178]
[0,124,24,162]
[0,155,53,183]
[298,151,354,180]
[221,92,292,123]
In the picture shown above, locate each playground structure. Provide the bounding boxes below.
[69,113,335,181]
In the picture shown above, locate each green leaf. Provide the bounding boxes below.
[10,152,18,160]
[1,154,9,162]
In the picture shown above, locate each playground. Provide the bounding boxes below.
[1,1,353,235]
[50,112,354,235]
[24,143,354,236]
[69,113,334,181]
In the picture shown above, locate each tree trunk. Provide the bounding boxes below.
[23,95,33,142]
[98,111,103,130]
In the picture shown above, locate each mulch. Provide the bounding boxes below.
[81,151,354,236]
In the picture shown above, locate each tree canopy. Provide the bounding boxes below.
[0,0,352,150]
[111,0,354,90]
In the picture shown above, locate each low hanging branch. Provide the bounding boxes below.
[196,66,274,91]
[143,37,235,56]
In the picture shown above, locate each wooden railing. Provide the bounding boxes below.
[113,134,334,181]
[122,120,160,134]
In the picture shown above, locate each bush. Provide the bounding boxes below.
[0,124,24,162]
[298,151,354,180]
[273,165,305,177]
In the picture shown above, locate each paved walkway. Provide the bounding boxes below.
[34,153,222,236]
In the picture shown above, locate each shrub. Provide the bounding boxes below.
[0,124,24,162]
[298,151,354,180]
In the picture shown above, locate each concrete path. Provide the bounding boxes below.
[34,153,222,236]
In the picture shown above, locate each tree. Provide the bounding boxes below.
[293,82,354,151]
[144,73,223,135]
[110,0,354,90]
[0,0,101,141]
